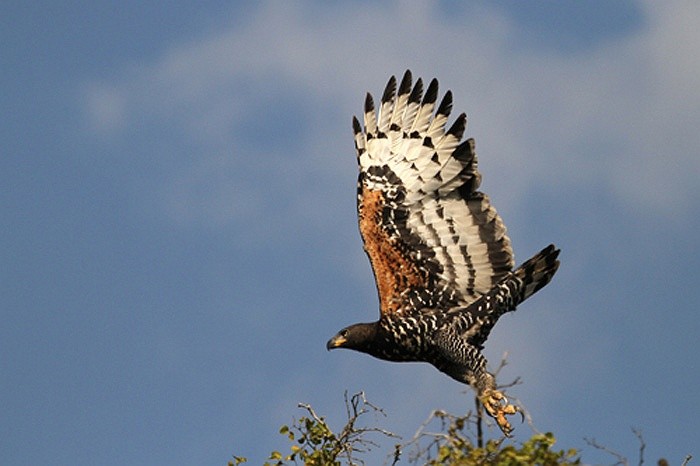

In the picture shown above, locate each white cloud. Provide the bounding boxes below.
[82,1,698,235]
[84,83,127,134]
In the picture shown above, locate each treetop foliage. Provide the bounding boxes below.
[230,391,689,466]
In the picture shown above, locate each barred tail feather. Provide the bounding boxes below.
[513,244,560,302]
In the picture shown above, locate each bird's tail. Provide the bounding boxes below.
[512,244,561,303]
[446,244,560,348]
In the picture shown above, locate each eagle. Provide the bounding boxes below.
[326,71,560,436]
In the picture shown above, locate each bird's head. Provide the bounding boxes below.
[326,322,377,351]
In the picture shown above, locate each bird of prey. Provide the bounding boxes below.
[326,71,560,436]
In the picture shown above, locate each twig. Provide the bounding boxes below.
[298,392,398,466]
[397,407,494,465]
[497,376,522,390]
[584,437,628,466]
[493,351,510,377]
[402,410,454,462]
[632,428,645,466]
[475,395,483,448]
[493,351,525,388]
[681,454,693,466]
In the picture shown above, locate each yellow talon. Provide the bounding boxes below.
[479,389,519,436]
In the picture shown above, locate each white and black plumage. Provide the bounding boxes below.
[326,71,560,435]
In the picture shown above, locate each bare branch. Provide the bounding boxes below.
[492,351,523,388]
[493,351,510,376]
[584,437,628,466]
[294,392,399,466]
[475,395,483,448]
[632,428,645,466]
[395,408,490,465]
[400,410,454,463]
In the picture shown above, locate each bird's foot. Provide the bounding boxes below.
[479,389,521,437]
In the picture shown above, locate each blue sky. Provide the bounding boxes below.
[2,1,699,464]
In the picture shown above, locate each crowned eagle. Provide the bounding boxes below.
[327,71,560,436]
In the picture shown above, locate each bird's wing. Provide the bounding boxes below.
[353,71,514,316]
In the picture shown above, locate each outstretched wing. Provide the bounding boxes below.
[353,71,514,316]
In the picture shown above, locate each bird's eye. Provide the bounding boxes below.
[341,329,348,337]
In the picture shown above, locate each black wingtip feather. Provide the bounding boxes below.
[423,78,439,105]
[408,78,424,104]
[452,138,476,163]
[381,76,397,103]
[436,90,453,117]
[446,113,467,140]
[364,92,375,114]
[398,70,412,97]
[352,116,362,134]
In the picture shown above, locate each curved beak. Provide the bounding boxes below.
[326,334,346,351]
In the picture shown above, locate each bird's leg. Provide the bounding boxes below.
[434,332,522,436]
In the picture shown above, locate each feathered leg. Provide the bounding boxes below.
[434,332,519,436]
